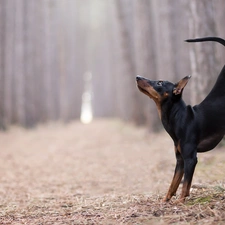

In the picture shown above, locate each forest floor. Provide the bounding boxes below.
[1,119,225,224]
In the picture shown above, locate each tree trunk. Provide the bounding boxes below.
[188,0,218,105]
[14,0,26,125]
[0,1,6,129]
[115,0,137,122]
[133,0,160,129]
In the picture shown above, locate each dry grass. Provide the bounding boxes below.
[0,119,225,224]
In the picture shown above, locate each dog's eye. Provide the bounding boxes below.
[157,81,163,86]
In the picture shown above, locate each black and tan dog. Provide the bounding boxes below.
[136,37,225,203]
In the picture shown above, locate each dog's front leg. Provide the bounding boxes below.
[164,147,184,202]
[179,147,198,203]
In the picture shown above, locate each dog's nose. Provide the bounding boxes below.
[136,75,142,81]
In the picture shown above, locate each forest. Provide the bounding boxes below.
[2,1,225,224]
[0,0,225,130]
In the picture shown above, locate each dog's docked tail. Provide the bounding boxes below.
[185,37,225,47]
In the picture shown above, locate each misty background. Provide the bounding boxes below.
[0,0,225,131]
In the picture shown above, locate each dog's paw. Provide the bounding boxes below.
[162,196,171,203]
[172,198,185,205]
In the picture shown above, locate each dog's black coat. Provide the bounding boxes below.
[136,37,225,203]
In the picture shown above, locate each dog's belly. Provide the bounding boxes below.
[197,134,224,152]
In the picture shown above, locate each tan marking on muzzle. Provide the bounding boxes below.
[137,80,170,120]
[137,80,160,100]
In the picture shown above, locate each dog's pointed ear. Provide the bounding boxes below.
[173,75,191,95]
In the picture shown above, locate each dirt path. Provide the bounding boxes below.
[0,119,225,224]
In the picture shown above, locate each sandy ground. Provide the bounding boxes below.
[1,119,225,224]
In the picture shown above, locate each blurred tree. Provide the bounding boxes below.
[214,0,225,64]
[4,0,14,127]
[57,0,84,121]
[24,0,37,127]
[0,1,6,129]
[115,0,137,122]
[85,0,116,118]
[188,0,219,105]
[133,0,159,128]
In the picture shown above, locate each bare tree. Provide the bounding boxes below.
[14,0,26,126]
[214,0,225,63]
[133,0,159,128]
[115,0,137,122]
[0,1,6,129]
[188,0,219,104]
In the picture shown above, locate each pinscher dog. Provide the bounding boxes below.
[136,37,225,203]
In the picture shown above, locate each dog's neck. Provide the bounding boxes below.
[160,97,188,143]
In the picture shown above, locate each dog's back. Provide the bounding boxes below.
[187,37,225,143]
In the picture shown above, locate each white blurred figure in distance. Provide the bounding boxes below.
[80,72,93,124]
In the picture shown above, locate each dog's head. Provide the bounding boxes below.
[136,75,191,117]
